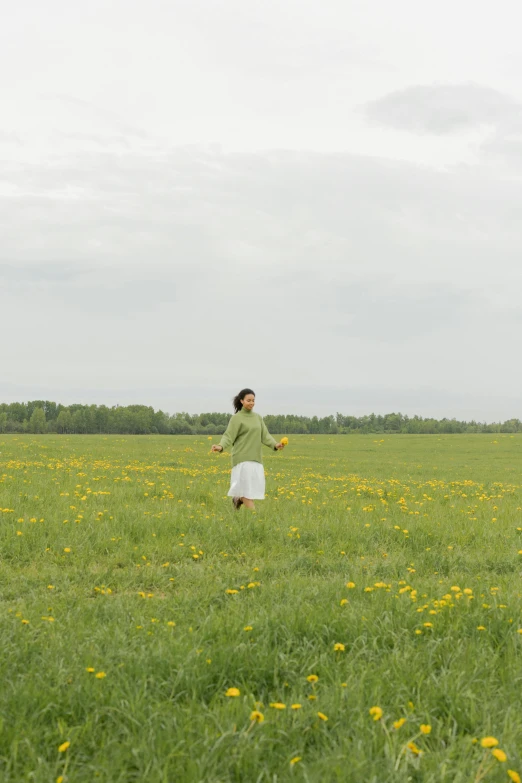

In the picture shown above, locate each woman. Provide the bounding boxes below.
[211,388,285,510]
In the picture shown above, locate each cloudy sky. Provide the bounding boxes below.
[2,0,522,420]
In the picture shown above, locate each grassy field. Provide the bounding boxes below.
[1,433,522,782]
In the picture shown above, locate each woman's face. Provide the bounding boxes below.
[241,394,255,411]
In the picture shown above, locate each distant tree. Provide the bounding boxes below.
[29,407,46,434]
[56,410,72,434]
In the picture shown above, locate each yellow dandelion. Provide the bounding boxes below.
[306,674,319,683]
[250,710,264,723]
[393,718,406,729]
[225,687,240,697]
[420,724,432,734]
[58,741,70,752]
[346,581,356,588]
[85,667,95,673]
[407,741,422,755]
[269,702,286,710]
[291,703,302,710]
[369,706,383,721]
[63,548,71,553]
[492,749,507,762]
[334,643,345,651]
[317,712,328,721]
[95,671,106,679]
[290,757,302,765]
[481,736,499,748]
[281,437,289,446]
[244,625,253,632]
[508,771,521,783]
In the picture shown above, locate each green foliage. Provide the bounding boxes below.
[1,434,522,780]
[1,400,521,435]
[29,406,46,434]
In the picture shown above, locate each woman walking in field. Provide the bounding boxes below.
[211,388,285,510]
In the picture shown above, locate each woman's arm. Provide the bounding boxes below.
[216,415,240,453]
[261,418,279,450]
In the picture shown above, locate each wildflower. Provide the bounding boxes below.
[346,581,355,588]
[269,702,286,710]
[58,741,70,752]
[291,704,302,709]
[308,694,317,700]
[334,643,345,651]
[369,706,383,721]
[63,548,71,553]
[281,437,289,445]
[317,712,328,721]
[95,672,106,679]
[508,772,521,783]
[250,710,264,723]
[225,687,240,697]
[492,749,507,762]
[167,621,176,627]
[423,622,433,628]
[225,589,238,595]
[21,619,29,625]
[57,777,64,783]
[393,718,406,729]
[481,737,499,748]
[85,667,95,673]
[407,741,422,755]
[244,626,253,631]
[340,598,348,606]
[477,626,486,631]
[306,674,319,683]
[290,757,302,765]
[420,724,432,734]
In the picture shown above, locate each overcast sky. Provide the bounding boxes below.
[2,0,522,420]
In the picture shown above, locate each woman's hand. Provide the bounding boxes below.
[211,444,223,453]
[275,442,285,450]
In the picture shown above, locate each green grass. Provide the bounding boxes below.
[1,433,522,782]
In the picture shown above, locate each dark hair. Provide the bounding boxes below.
[233,388,255,413]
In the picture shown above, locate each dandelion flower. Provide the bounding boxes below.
[508,771,521,783]
[346,581,356,588]
[281,437,289,446]
[250,710,264,723]
[369,706,383,721]
[244,625,253,632]
[269,702,286,710]
[85,667,95,673]
[291,704,302,710]
[290,757,301,765]
[420,724,432,734]
[481,737,499,748]
[95,672,106,679]
[317,712,328,721]
[225,687,240,697]
[393,718,406,729]
[58,741,70,752]
[334,643,345,651]
[492,749,507,762]
[306,674,319,683]
[63,548,71,553]
[407,741,422,755]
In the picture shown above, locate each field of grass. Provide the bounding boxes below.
[1,433,522,782]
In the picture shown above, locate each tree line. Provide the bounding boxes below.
[1,401,521,435]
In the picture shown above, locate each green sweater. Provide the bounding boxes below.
[219,408,277,467]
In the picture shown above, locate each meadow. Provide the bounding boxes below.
[1,433,522,783]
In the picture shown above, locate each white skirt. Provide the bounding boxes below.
[227,461,266,500]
